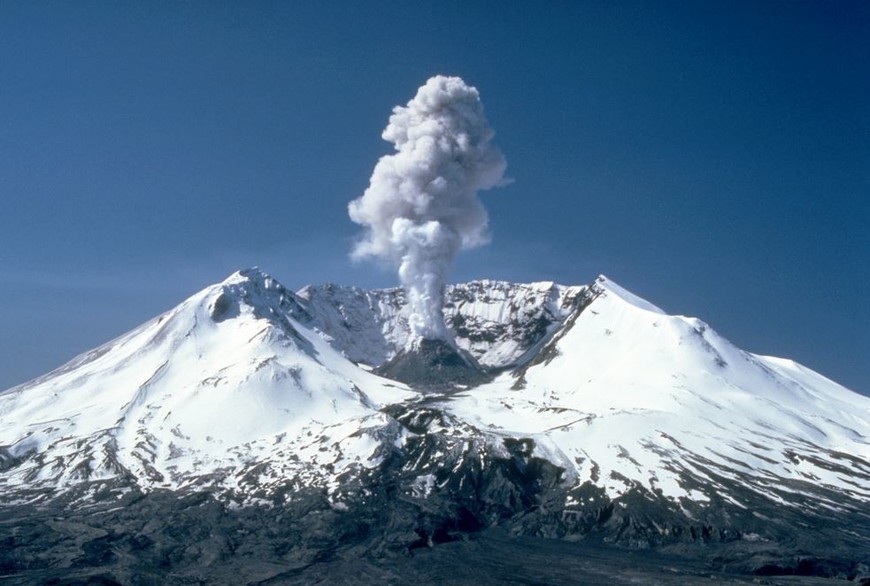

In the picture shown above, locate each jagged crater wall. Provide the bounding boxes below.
[296,280,586,370]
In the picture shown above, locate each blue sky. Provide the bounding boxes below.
[1,1,868,394]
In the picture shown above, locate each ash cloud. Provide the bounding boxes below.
[349,75,507,341]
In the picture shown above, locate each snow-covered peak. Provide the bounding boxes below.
[211,267,285,307]
[1,268,867,530]
[220,266,272,286]
[0,269,414,496]
[2,269,867,577]
[446,273,870,505]
[593,274,665,314]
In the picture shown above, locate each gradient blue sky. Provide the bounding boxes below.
[1,1,868,394]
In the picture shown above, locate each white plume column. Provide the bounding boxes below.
[349,75,507,342]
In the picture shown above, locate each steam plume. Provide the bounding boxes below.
[349,75,507,341]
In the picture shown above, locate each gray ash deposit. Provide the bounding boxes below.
[375,338,492,389]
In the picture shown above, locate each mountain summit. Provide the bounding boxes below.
[1,269,868,582]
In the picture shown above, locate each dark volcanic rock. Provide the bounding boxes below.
[2,468,867,585]
[375,338,491,388]
[1,398,869,585]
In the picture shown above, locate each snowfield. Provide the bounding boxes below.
[1,268,868,517]
[443,277,870,506]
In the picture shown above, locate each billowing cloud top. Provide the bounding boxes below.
[349,75,507,341]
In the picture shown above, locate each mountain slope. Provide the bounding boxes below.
[0,269,413,501]
[1,269,868,582]
[441,276,869,514]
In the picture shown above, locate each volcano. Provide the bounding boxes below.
[0,269,868,584]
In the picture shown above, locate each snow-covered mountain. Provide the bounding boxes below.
[0,269,417,503]
[1,268,868,581]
